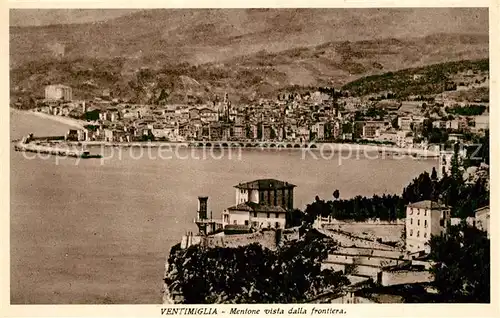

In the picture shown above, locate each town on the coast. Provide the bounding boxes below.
[17,74,488,152]
[9,8,491,307]
[12,60,491,305]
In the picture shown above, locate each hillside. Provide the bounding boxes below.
[341,58,489,98]
[10,8,488,68]
[9,9,489,105]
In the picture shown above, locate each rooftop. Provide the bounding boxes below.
[407,200,449,210]
[234,178,296,190]
[474,206,490,216]
[46,84,71,89]
[227,202,287,213]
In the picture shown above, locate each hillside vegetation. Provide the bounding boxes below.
[10,9,488,104]
[342,59,489,98]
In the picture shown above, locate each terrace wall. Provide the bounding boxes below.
[335,247,404,259]
[380,270,434,286]
[318,229,396,250]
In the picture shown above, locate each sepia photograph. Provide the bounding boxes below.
[7,6,492,309]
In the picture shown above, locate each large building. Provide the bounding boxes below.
[354,121,390,139]
[223,202,287,229]
[45,84,72,101]
[222,179,296,230]
[234,178,295,210]
[405,200,451,254]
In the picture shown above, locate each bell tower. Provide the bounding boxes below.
[195,196,210,235]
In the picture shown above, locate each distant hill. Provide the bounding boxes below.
[9,9,489,104]
[9,8,488,67]
[342,58,489,98]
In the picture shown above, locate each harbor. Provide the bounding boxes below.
[13,133,102,159]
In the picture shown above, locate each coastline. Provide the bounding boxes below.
[10,108,86,130]
[10,108,439,157]
[65,141,439,157]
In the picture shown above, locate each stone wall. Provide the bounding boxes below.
[318,228,397,251]
[206,231,278,250]
[323,223,404,243]
[380,270,434,286]
[320,262,345,272]
[336,247,404,259]
[411,259,434,270]
[354,265,381,279]
[326,253,402,267]
[321,262,380,279]
[180,231,278,250]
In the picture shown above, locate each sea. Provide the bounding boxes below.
[10,110,437,304]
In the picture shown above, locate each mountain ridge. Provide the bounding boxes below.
[9,9,489,104]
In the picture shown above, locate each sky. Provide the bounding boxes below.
[9,9,141,27]
[9,8,489,37]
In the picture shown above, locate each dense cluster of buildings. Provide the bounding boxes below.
[31,83,489,149]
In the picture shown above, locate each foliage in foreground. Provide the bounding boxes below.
[429,224,490,303]
[165,229,349,303]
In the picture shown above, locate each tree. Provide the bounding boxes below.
[450,143,462,181]
[429,224,490,303]
[333,189,340,200]
[165,229,350,304]
[431,167,438,181]
[286,209,305,228]
[391,117,399,129]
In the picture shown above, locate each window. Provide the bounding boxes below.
[440,219,444,227]
[411,218,413,225]
[417,231,420,237]
[410,229,413,236]
[424,210,427,216]
[275,222,280,228]
[417,220,420,226]
[267,213,270,218]
[253,212,257,218]
[424,220,427,228]
[267,222,271,228]
[244,220,249,226]
[424,233,427,238]
[275,213,279,218]
[417,209,420,216]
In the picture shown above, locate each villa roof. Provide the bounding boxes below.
[234,179,296,190]
[227,202,287,213]
[474,206,490,216]
[408,200,449,210]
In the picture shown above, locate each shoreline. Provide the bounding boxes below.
[11,109,439,157]
[11,108,87,130]
[59,141,439,158]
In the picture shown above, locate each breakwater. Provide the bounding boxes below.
[14,142,102,159]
